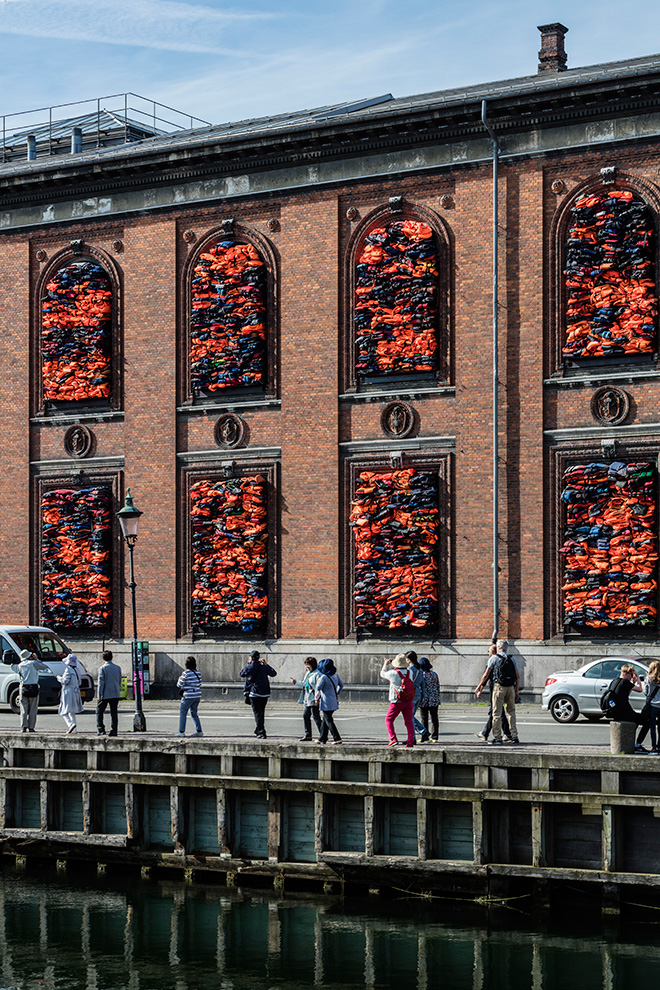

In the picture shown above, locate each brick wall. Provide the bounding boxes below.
[0,138,658,682]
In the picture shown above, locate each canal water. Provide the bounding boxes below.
[0,864,658,989]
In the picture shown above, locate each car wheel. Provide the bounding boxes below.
[549,695,579,723]
[584,714,604,722]
[8,686,19,715]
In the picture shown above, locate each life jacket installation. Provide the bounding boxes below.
[560,461,657,628]
[563,190,657,361]
[41,261,112,403]
[350,468,439,631]
[355,220,439,377]
[190,238,267,393]
[190,474,268,633]
[41,487,112,630]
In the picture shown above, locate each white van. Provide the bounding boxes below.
[0,626,95,713]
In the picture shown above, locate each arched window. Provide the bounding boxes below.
[190,474,268,633]
[354,219,439,378]
[563,190,656,360]
[40,486,112,630]
[41,260,113,402]
[189,237,267,393]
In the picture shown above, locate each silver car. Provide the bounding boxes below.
[541,656,651,723]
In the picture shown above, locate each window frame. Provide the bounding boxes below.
[548,174,660,379]
[547,442,660,639]
[340,450,452,641]
[179,460,279,640]
[180,222,279,406]
[32,470,122,638]
[342,202,452,394]
[33,244,123,415]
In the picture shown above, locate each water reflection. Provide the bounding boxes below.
[0,865,658,990]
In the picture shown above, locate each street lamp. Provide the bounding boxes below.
[117,489,146,732]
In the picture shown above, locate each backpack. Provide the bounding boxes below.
[493,653,517,687]
[394,669,415,703]
[600,678,620,717]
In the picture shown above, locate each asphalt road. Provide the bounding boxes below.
[0,700,620,749]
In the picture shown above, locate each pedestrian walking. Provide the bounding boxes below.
[240,650,277,739]
[418,657,440,742]
[315,658,343,744]
[381,653,416,748]
[475,639,520,745]
[405,650,427,741]
[474,644,512,742]
[11,649,51,733]
[644,661,660,754]
[290,656,322,741]
[96,649,122,736]
[57,654,84,734]
[176,656,203,737]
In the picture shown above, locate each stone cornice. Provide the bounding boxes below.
[1,68,660,229]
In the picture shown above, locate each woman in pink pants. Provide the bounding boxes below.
[381,654,416,747]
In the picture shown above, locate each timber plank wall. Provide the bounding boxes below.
[1,735,660,901]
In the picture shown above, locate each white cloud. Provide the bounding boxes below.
[0,0,277,54]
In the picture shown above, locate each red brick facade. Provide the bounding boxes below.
[1,46,660,688]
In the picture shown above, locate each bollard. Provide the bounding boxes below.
[610,720,636,755]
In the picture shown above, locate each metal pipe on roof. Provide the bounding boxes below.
[26,134,36,161]
[481,99,499,643]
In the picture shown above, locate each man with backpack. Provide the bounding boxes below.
[475,639,520,745]
[381,653,416,748]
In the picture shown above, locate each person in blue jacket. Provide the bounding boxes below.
[315,658,343,745]
[240,650,277,739]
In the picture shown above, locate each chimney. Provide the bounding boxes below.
[537,23,568,73]
[71,127,83,153]
[26,134,36,161]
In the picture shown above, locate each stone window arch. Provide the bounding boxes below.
[552,179,658,373]
[184,224,277,400]
[37,246,120,410]
[344,203,451,391]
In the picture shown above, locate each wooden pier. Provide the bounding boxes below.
[1,734,660,906]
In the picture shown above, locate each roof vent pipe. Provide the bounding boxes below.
[26,134,36,161]
[71,127,83,153]
[537,23,568,73]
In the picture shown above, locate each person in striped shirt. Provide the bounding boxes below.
[176,656,203,737]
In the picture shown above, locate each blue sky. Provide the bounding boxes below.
[1,0,660,129]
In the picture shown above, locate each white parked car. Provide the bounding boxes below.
[0,625,95,713]
[541,656,651,723]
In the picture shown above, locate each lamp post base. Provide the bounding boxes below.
[132,711,147,732]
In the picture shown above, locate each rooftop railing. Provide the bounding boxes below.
[0,92,212,163]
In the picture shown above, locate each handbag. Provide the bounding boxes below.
[22,682,38,698]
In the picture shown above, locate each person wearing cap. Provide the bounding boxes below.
[11,649,52,733]
[240,650,277,740]
[380,653,416,748]
[57,654,84,735]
